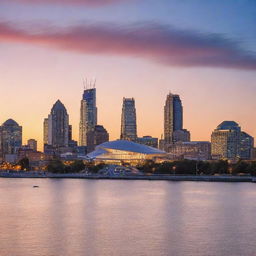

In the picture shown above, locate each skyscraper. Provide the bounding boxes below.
[120,97,137,141]
[79,88,97,146]
[164,93,189,145]
[0,119,22,159]
[47,100,69,148]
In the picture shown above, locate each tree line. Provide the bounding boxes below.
[137,160,256,176]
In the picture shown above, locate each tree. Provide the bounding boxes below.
[249,162,256,176]
[18,157,30,171]
[210,160,228,174]
[88,163,106,173]
[70,160,85,173]
[232,161,250,175]
[47,160,65,173]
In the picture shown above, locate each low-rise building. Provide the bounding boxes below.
[27,139,37,151]
[137,136,158,148]
[167,141,211,160]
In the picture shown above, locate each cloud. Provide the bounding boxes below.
[0,21,256,70]
[3,0,131,6]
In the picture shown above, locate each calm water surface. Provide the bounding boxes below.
[0,179,256,256]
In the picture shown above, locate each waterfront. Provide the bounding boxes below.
[0,179,256,256]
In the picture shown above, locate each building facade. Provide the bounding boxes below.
[43,118,48,145]
[173,129,191,143]
[137,136,158,148]
[79,88,97,146]
[46,100,69,149]
[86,125,109,153]
[0,119,22,160]
[164,93,183,144]
[240,132,254,159]
[167,141,211,160]
[27,139,37,151]
[163,93,190,152]
[120,98,137,141]
[211,121,240,160]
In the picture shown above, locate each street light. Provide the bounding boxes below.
[172,165,176,176]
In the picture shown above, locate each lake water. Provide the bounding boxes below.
[0,178,255,256]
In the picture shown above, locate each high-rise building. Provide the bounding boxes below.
[47,100,69,149]
[43,118,48,145]
[0,119,22,159]
[164,93,190,145]
[211,121,241,160]
[240,132,254,159]
[120,97,137,141]
[27,139,37,151]
[86,125,109,153]
[79,88,97,146]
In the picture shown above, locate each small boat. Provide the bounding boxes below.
[33,185,39,188]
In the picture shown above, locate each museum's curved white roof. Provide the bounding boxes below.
[88,140,166,158]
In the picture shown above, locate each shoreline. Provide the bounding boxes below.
[0,172,255,182]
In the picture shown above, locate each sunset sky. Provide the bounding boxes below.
[0,0,256,150]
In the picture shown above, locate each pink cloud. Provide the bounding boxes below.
[3,0,131,6]
[0,21,256,70]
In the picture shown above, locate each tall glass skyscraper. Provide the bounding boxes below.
[79,88,97,146]
[47,100,69,148]
[164,93,183,144]
[120,97,137,141]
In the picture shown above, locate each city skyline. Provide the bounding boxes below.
[0,0,255,151]
[1,87,255,152]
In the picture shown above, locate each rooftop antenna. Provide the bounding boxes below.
[86,78,88,89]
[82,77,86,90]
[93,78,96,88]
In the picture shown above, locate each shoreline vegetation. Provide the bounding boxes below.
[1,159,256,182]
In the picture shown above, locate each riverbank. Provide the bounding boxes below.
[0,171,255,182]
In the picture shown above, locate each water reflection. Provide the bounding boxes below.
[0,179,256,256]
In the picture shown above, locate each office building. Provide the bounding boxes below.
[86,125,109,153]
[47,100,69,149]
[167,141,211,160]
[137,136,158,148]
[240,132,254,159]
[211,121,241,160]
[79,88,97,146]
[173,129,191,143]
[27,139,37,151]
[164,93,190,146]
[120,97,137,141]
[0,119,22,160]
